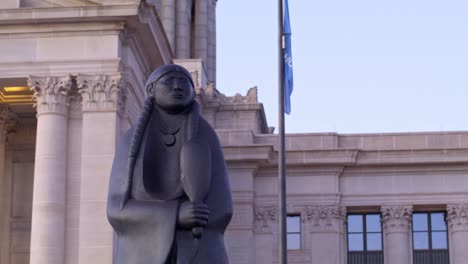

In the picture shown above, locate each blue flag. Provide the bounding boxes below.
[283,0,293,114]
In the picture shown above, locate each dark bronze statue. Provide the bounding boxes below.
[107,64,233,264]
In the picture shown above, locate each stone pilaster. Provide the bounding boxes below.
[28,75,72,264]
[0,105,16,264]
[161,0,176,51]
[305,205,346,264]
[254,206,277,264]
[447,204,468,264]
[194,0,209,66]
[76,73,125,264]
[381,205,413,264]
[207,0,216,84]
[64,90,82,264]
[175,0,191,59]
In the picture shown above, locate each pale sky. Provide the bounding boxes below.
[216,0,468,134]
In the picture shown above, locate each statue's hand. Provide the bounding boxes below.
[177,201,210,229]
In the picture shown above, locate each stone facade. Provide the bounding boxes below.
[0,1,468,264]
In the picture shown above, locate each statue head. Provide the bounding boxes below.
[145,64,195,114]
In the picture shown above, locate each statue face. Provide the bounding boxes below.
[152,71,194,113]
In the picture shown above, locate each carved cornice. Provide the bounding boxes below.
[304,205,346,231]
[77,73,126,114]
[447,204,468,232]
[254,206,277,232]
[28,75,72,116]
[381,205,413,233]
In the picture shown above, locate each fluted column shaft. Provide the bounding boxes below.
[175,0,191,59]
[28,76,72,264]
[161,0,176,52]
[76,73,125,264]
[207,0,216,84]
[447,204,468,264]
[0,106,16,264]
[381,205,413,264]
[194,0,209,65]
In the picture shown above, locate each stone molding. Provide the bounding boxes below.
[381,205,413,233]
[447,204,468,232]
[254,206,277,232]
[304,205,346,232]
[77,73,126,114]
[28,75,72,116]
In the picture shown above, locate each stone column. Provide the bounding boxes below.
[28,76,72,264]
[76,73,125,264]
[0,106,16,264]
[175,0,191,59]
[381,205,413,264]
[194,0,209,65]
[306,205,347,264]
[207,0,216,84]
[447,204,468,264]
[161,0,176,52]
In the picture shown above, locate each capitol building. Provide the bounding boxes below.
[0,1,467,264]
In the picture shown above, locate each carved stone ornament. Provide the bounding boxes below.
[28,75,72,115]
[381,205,413,233]
[447,204,468,232]
[304,205,346,231]
[254,206,278,231]
[196,84,259,106]
[77,73,126,113]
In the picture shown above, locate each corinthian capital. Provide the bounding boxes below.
[28,75,72,115]
[381,205,413,233]
[305,205,346,232]
[254,206,277,233]
[447,204,468,232]
[77,73,126,113]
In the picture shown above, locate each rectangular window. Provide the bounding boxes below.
[412,212,449,264]
[287,215,301,250]
[347,213,384,264]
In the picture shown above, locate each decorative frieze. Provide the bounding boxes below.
[447,204,468,232]
[304,205,346,231]
[28,75,72,115]
[254,206,277,232]
[77,73,126,113]
[381,205,413,233]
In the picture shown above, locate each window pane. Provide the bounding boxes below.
[287,234,300,249]
[431,213,447,231]
[348,233,364,251]
[287,216,300,233]
[432,231,448,249]
[366,214,381,232]
[413,232,429,249]
[348,215,363,233]
[413,213,428,231]
[366,233,382,251]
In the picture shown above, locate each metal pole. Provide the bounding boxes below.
[278,0,287,263]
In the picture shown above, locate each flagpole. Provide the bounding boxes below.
[278,0,287,263]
